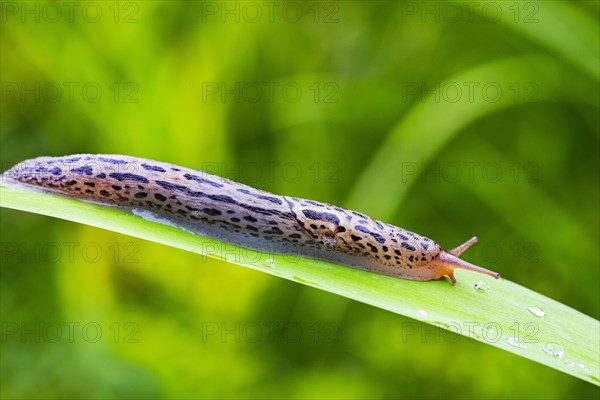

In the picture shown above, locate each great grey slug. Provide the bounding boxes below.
[1,154,500,284]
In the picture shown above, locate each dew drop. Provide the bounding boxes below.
[483,324,497,336]
[527,306,545,318]
[418,310,428,317]
[507,337,527,349]
[542,342,564,359]
[577,363,592,373]
[563,358,575,367]
[474,281,490,292]
[263,258,275,268]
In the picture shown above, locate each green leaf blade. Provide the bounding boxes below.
[1,181,598,385]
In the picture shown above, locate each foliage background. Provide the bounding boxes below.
[1,1,598,399]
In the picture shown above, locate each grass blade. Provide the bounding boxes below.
[1,181,598,385]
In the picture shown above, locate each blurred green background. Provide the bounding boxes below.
[1,1,598,398]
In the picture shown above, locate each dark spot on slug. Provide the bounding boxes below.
[185,205,199,211]
[111,185,122,191]
[236,188,282,205]
[351,235,362,242]
[304,200,322,206]
[243,215,258,223]
[141,163,167,172]
[209,194,236,203]
[184,173,224,188]
[367,243,378,253]
[394,249,402,256]
[109,173,149,183]
[370,232,386,244]
[155,180,192,192]
[352,211,368,219]
[96,173,106,178]
[97,157,128,165]
[246,225,259,232]
[302,209,340,225]
[382,246,388,252]
[355,225,370,234]
[154,193,167,202]
[263,227,284,235]
[421,242,429,250]
[335,226,346,233]
[84,182,95,187]
[231,217,241,222]
[401,242,416,251]
[203,208,222,216]
[310,224,318,230]
[134,192,147,198]
[289,233,302,239]
[99,190,111,197]
[384,255,391,260]
[65,180,77,186]
[70,166,93,176]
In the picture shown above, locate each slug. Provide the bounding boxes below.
[1,154,500,284]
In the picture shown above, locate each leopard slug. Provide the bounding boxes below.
[1,154,500,284]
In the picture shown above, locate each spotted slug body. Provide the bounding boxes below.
[2,154,500,284]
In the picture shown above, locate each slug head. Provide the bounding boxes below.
[427,237,501,284]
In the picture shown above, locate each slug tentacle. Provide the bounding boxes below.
[448,236,478,257]
[426,247,501,285]
[2,154,501,284]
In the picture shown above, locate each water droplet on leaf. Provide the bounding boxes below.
[474,281,490,292]
[542,342,564,359]
[527,306,545,318]
[507,337,527,349]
